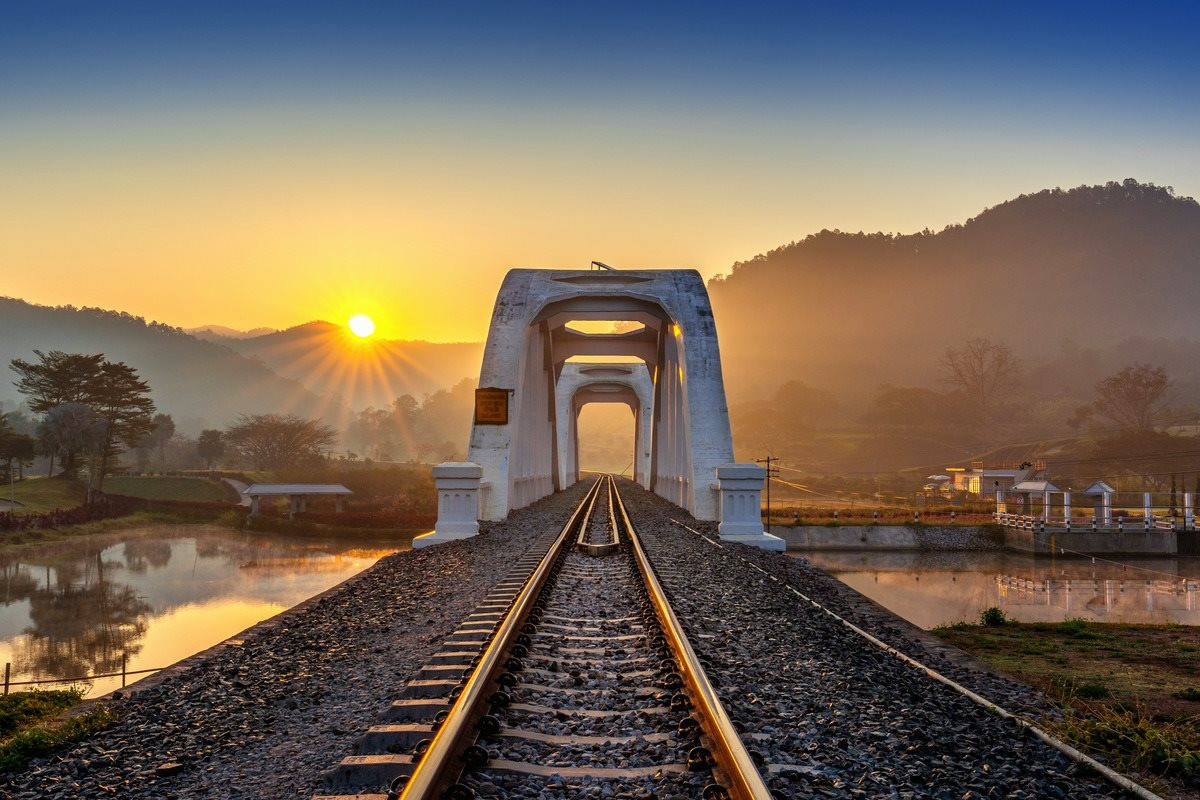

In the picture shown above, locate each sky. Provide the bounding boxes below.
[2,1,1198,342]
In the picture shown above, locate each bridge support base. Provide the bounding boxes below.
[413,462,482,550]
[717,464,785,551]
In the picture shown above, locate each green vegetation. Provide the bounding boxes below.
[933,618,1200,791]
[979,606,1008,627]
[2,476,85,514]
[0,508,246,552]
[0,690,119,773]
[103,475,237,503]
[0,690,83,738]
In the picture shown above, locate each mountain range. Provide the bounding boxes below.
[4,180,1199,453]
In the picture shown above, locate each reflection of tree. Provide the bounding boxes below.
[122,539,173,573]
[0,563,40,605]
[14,551,149,680]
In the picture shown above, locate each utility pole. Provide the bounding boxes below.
[756,456,779,530]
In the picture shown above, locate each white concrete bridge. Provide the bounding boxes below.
[415,267,782,551]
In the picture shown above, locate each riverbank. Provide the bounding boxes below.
[933,617,1199,794]
[774,522,1199,557]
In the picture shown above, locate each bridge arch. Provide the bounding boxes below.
[467,269,734,520]
[555,363,654,490]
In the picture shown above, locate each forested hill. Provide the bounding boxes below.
[0,298,346,433]
[708,180,1200,400]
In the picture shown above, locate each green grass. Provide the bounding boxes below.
[933,619,1200,792]
[102,476,238,503]
[0,476,86,514]
[0,689,122,774]
[0,690,83,739]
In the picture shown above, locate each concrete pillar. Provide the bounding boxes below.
[1144,492,1152,530]
[717,464,784,551]
[1063,492,1070,528]
[335,496,344,512]
[1185,492,1194,530]
[299,495,308,513]
[413,462,483,549]
[1042,490,1050,523]
[1101,491,1112,527]
[250,495,260,516]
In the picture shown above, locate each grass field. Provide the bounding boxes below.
[102,476,238,503]
[0,476,85,513]
[934,617,1200,794]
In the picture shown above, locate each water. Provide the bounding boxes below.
[0,525,406,697]
[793,550,1200,629]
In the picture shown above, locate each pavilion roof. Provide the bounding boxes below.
[242,483,353,496]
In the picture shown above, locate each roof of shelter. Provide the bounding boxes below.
[1010,480,1059,493]
[242,484,353,496]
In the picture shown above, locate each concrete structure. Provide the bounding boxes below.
[412,463,483,549]
[467,268,735,522]
[717,464,785,550]
[242,483,352,518]
[1084,481,1116,527]
[554,363,654,490]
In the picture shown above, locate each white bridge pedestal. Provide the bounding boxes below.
[717,464,785,551]
[412,462,482,549]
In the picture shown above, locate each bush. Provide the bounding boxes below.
[980,607,1008,627]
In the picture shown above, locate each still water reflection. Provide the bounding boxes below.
[794,551,1200,629]
[0,525,404,697]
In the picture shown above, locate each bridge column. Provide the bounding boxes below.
[717,463,785,551]
[413,462,482,549]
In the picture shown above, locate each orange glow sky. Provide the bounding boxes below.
[3,3,1196,342]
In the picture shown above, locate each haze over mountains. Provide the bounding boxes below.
[4,180,1198,468]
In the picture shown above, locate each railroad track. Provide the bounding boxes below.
[318,475,772,800]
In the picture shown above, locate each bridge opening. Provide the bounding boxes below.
[576,402,636,477]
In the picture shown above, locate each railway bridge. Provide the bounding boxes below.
[416,267,783,551]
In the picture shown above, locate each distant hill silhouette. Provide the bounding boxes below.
[187,324,276,340]
[708,179,1200,401]
[0,298,346,434]
[209,322,483,411]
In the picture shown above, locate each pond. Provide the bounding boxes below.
[793,550,1200,629]
[0,525,406,697]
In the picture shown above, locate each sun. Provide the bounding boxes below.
[347,314,376,338]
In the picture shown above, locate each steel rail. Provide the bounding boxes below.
[611,481,775,800]
[397,476,605,800]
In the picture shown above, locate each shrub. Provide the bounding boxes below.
[980,606,1008,627]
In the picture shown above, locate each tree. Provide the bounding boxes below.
[10,352,105,414]
[88,361,156,489]
[225,414,336,471]
[37,404,107,479]
[197,429,225,469]
[148,414,175,470]
[1083,364,1169,432]
[938,338,1022,423]
[0,414,37,483]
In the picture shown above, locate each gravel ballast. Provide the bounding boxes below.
[0,483,592,800]
[619,480,1128,799]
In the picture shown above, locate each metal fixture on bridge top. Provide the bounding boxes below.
[590,260,616,270]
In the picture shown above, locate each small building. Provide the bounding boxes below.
[242,484,352,517]
[944,461,1033,496]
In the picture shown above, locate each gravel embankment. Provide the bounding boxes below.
[0,482,592,800]
[620,481,1126,799]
